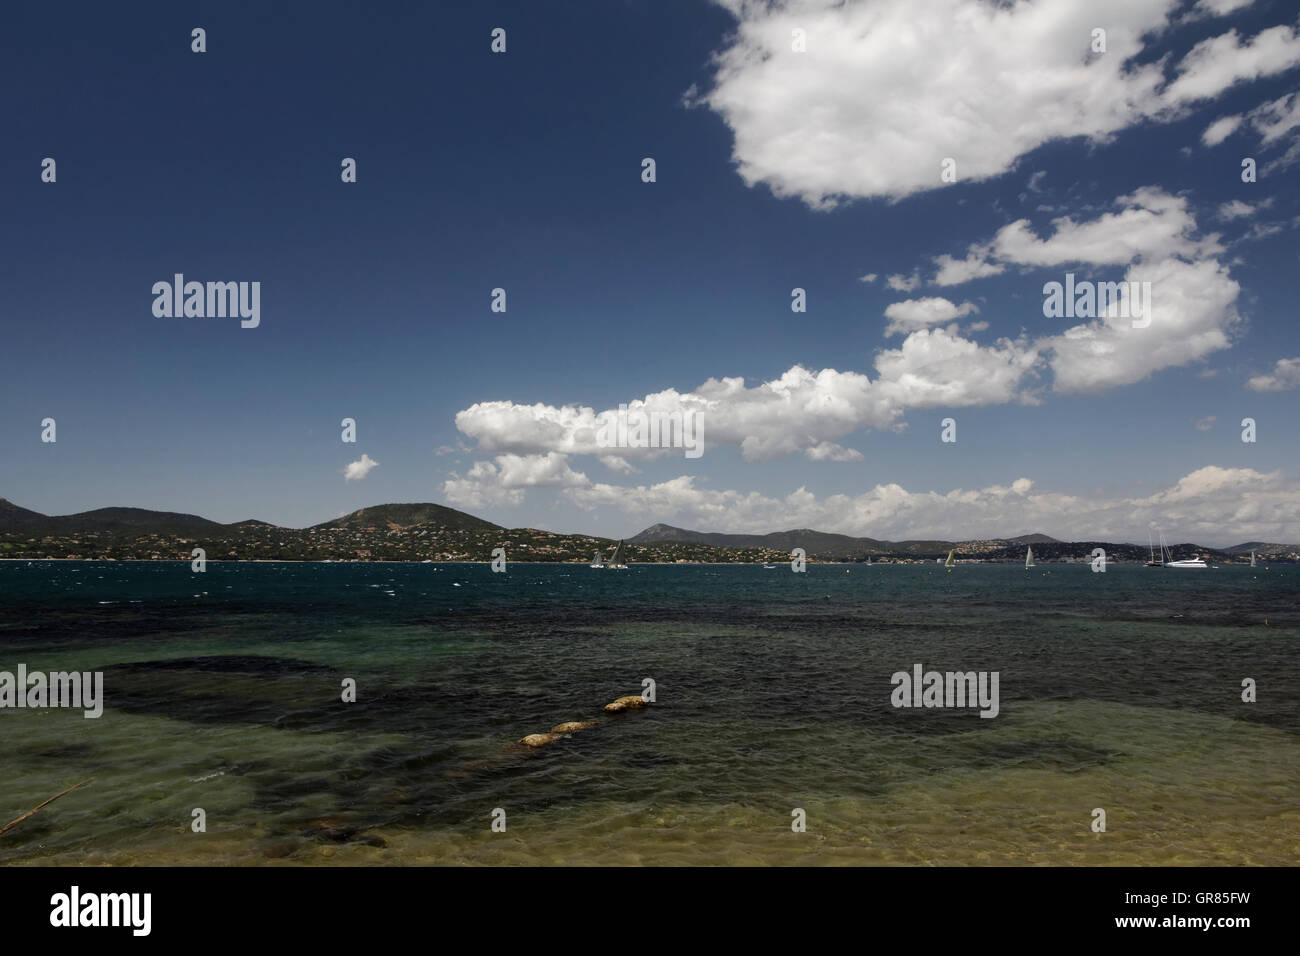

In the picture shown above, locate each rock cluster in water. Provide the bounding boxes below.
[514,696,649,748]
[603,695,648,713]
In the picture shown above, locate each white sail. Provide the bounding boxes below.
[590,550,603,568]
[607,540,628,569]
[944,549,955,568]
[1251,550,1256,568]
[1025,546,1034,569]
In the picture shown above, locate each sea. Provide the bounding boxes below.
[0,560,1296,866]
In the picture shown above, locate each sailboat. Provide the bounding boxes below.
[1024,546,1035,569]
[1146,530,1163,567]
[1250,550,1257,568]
[590,550,604,568]
[606,540,628,570]
[944,549,955,571]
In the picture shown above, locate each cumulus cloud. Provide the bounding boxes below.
[931,250,1006,287]
[883,297,980,336]
[988,187,1217,266]
[1161,23,1300,106]
[563,466,1297,546]
[693,0,1300,206]
[804,441,863,462]
[917,188,1242,393]
[1043,256,1241,393]
[442,453,589,509]
[343,454,379,481]
[457,367,897,465]
[451,188,1240,478]
[859,272,878,283]
[453,335,1041,475]
[886,272,921,292]
[1246,357,1300,391]
[874,328,1039,406]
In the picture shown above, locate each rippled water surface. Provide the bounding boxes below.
[1,561,1296,865]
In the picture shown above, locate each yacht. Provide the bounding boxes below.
[1024,546,1035,569]
[1155,527,1206,568]
[606,540,628,570]
[590,550,604,569]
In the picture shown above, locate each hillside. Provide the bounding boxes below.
[311,503,501,532]
[0,498,49,531]
[630,523,1061,558]
[0,498,1292,563]
[0,500,223,536]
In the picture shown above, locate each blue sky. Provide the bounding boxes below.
[2,0,1298,545]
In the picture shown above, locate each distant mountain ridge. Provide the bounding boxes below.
[0,498,495,535]
[629,523,1063,557]
[0,498,1292,557]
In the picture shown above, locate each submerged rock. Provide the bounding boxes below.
[302,817,359,842]
[604,695,649,713]
[519,733,561,747]
[551,720,597,733]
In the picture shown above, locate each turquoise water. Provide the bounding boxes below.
[1,561,1296,865]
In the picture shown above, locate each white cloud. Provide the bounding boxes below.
[805,441,863,462]
[883,296,980,336]
[886,272,921,292]
[1043,256,1241,393]
[453,338,1041,475]
[874,328,1039,407]
[452,188,1241,476]
[1246,356,1300,391]
[859,272,878,283]
[1248,91,1300,171]
[1191,0,1255,18]
[457,367,901,465]
[1216,198,1269,220]
[1162,24,1300,106]
[931,250,1005,286]
[1194,415,1218,431]
[694,0,1300,206]
[343,454,379,481]
[989,187,1216,266]
[564,466,1297,546]
[598,455,639,475]
[442,453,589,509]
[1201,113,1243,145]
[1250,91,1300,143]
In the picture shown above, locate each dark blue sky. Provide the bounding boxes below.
[3,0,1298,543]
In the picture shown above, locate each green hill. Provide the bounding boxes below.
[311,502,502,532]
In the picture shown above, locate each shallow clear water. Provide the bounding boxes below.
[1,561,1296,865]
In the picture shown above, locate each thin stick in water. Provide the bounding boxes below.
[0,778,93,838]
